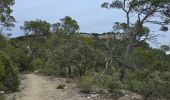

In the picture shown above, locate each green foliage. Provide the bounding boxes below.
[76,76,95,93]
[60,16,80,33]
[0,0,15,31]
[102,0,170,83]
[76,73,124,99]
[0,61,5,81]
[74,44,98,76]
[6,46,32,72]
[101,75,120,92]
[126,71,170,100]
[0,94,5,100]
[32,58,43,70]
[129,47,170,72]
[0,82,6,91]
[0,51,19,91]
[40,54,68,76]
[40,64,59,76]
[4,64,19,91]
[20,19,51,36]
[126,48,170,99]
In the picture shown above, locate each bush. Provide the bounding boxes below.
[40,62,67,76]
[0,61,5,82]
[40,66,58,76]
[32,58,43,70]
[0,94,5,100]
[126,71,170,100]
[100,74,124,98]
[5,47,32,72]
[103,76,120,93]
[126,48,170,99]
[0,82,6,91]
[0,51,20,92]
[4,65,20,91]
[76,76,95,93]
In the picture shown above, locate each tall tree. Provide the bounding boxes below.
[20,19,51,53]
[57,16,80,77]
[20,19,51,36]
[0,0,15,34]
[102,0,170,81]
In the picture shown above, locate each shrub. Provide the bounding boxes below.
[104,77,120,93]
[40,66,58,76]
[6,47,32,72]
[100,75,124,98]
[0,82,6,91]
[0,94,5,100]
[40,62,67,76]
[126,71,170,100]
[0,61,5,82]
[126,48,170,99]
[4,65,20,91]
[32,58,43,70]
[0,51,20,92]
[76,76,95,93]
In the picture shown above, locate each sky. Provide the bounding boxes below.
[11,0,170,47]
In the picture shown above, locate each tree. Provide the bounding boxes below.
[56,16,80,77]
[102,0,170,81]
[74,43,97,76]
[51,22,62,33]
[60,16,80,34]
[102,43,119,78]
[21,19,51,36]
[160,45,170,53]
[0,0,15,34]
[20,19,51,53]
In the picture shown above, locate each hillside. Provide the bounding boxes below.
[1,0,170,100]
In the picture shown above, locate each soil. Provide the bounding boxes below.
[5,73,87,100]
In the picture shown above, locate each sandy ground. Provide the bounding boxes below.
[6,73,88,100]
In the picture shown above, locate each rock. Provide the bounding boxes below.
[64,86,68,89]
[132,94,143,100]
[57,84,66,89]
[119,90,144,100]
[87,96,91,99]
[34,70,39,73]
[91,94,100,98]
[0,91,5,94]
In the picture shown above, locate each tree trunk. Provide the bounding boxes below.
[79,69,84,76]
[68,66,72,77]
[119,11,131,82]
[79,70,82,76]
[100,55,110,78]
[120,44,131,82]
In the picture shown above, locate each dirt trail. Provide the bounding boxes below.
[6,73,87,100]
[5,73,143,100]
